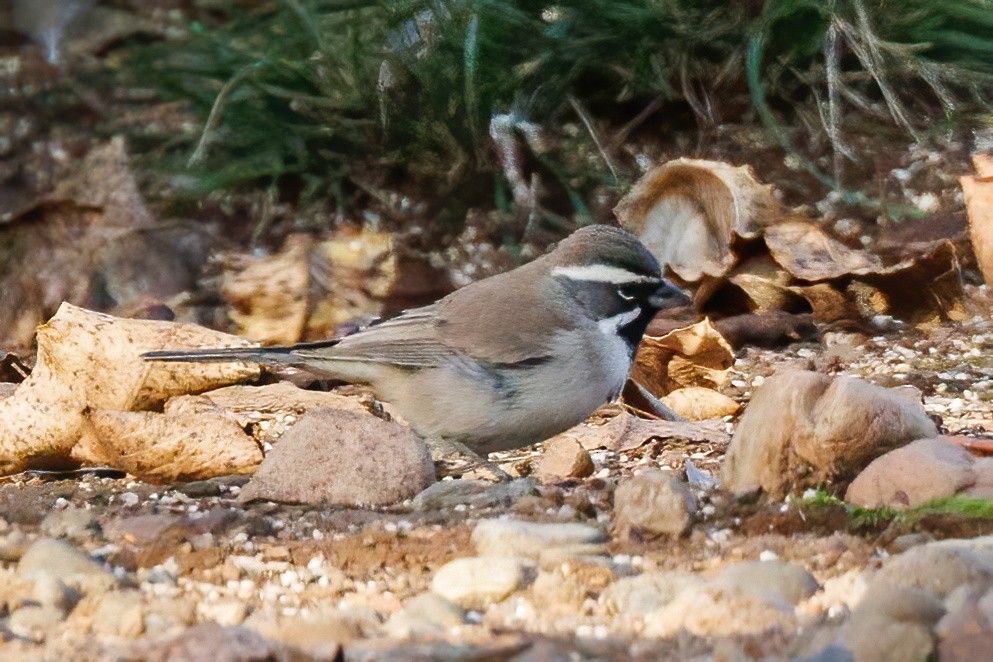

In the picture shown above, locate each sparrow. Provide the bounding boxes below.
[143,225,689,457]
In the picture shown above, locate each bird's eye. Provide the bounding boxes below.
[617,288,636,301]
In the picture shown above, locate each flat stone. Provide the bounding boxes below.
[713,559,819,607]
[238,408,435,507]
[471,518,605,559]
[130,623,288,662]
[413,478,536,511]
[383,592,464,638]
[643,584,794,637]
[603,571,703,616]
[613,469,697,538]
[431,557,533,609]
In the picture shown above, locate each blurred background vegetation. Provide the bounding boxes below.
[9,0,993,241]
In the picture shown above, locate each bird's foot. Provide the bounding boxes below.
[426,437,511,482]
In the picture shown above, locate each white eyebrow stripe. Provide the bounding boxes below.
[552,264,659,284]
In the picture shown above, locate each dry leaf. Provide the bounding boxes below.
[764,221,884,280]
[615,158,784,281]
[165,382,376,430]
[962,154,993,287]
[221,234,311,344]
[0,303,260,476]
[564,412,728,451]
[0,138,210,348]
[78,410,261,483]
[661,387,740,421]
[630,319,734,398]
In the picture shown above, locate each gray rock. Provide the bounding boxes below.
[603,571,703,616]
[383,592,464,638]
[471,518,605,559]
[643,583,795,637]
[17,538,115,596]
[840,584,944,662]
[7,604,65,643]
[40,506,100,543]
[131,623,290,662]
[936,586,993,662]
[872,541,993,598]
[238,408,435,507]
[846,438,975,508]
[613,469,697,538]
[413,478,536,511]
[713,559,819,607]
[721,371,937,497]
[430,557,534,609]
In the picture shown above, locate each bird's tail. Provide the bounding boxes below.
[141,339,340,366]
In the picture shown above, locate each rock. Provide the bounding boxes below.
[936,587,993,662]
[713,559,819,607]
[721,371,937,497]
[86,590,145,637]
[198,598,249,626]
[245,609,356,658]
[603,571,703,616]
[40,506,100,543]
[660,386,740,421]
[840,585,944,662]
[643,584,794,637]
[471,519,605,559]
[238,408,435,507]
[530,569,588,613]
[431,557,534,609]
[413,478,536,511]
[383,592,465,638]
[133,623,290,662]
[871,540,993,598]
[31,575,75,614]
[17,538,116,596]
[535,436,595,481]
[7,604,65,643]
[846,438,976,508]
[613,469,697,538]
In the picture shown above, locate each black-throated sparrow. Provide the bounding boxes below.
[144,225,688,456]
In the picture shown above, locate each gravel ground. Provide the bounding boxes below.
[1,307,992,660]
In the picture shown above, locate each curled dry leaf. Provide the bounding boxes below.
[961,154,993,287]
[660,387,740,422]
[764,221,884,280]
[221,234,311,345]
[615,158,784,281]
[630,319,734,398]
[0,303,260,476]
[77,410,261,483]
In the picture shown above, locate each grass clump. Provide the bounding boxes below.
[123,0,993,230]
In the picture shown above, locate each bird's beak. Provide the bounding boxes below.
[648,279,692,310]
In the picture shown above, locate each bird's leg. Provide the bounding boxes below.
[425,436,511,482]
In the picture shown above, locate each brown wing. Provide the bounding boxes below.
[435,257,579,365]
